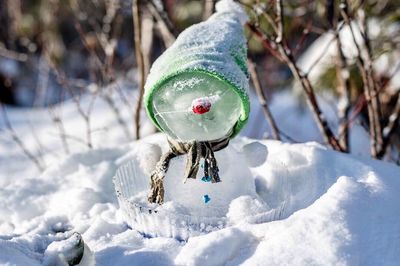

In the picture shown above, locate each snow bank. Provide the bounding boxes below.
[1,132,399,265]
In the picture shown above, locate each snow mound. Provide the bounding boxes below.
[1,133,400,265]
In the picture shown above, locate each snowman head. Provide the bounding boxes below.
[150,71,245,141]
[143,0,250,142]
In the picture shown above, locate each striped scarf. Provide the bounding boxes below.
[148,136,230,204]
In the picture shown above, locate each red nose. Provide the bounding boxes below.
[192,99,212,114]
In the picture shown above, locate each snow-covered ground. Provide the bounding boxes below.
[1,88,400,265]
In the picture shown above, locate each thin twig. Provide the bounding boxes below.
[247,1,343,151]
[141,9,154,76]
[275,0,284,43]
[340,0,382,157]
[357,5,384,154]
[148,0,176,36]
[48,105,70,154]
[133,0,145,140]
[0,43,28,61]
[146,1,176,47]
[248,59,281,140]
[342,62,400,133]
[1,104,44,171]
[377,93,400,159]
[334,6,351,152]
[101,91,131,139]
[49,63,96,149]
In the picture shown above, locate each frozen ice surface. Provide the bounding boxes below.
[153,72,242,141]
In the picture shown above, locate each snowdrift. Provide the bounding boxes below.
[1,133,400,265]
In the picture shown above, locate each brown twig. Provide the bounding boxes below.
[0,43,28,61]
[48,105,70,155]
[275,0,284,44]
[101,90,131,139]
[248,59,281,140]
[1,104,44,171]
[293,21,312,57]
[340,0,382,157]
[377,93,400,159]
[50,64,96,149]
[148,0,176,36]
[70,15,132,140]
[357,6,384,155]
[333,5,351,152]
[247,1,343,151]
[141,9,154,77]
[146,1,176,47]
[133,0,145,140]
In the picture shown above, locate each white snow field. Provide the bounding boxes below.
[1,123,400,265]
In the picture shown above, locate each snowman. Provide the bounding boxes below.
[143,0,251,204]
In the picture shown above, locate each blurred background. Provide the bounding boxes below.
[0,0,399,174]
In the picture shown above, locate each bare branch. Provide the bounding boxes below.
[275,0,284,43]
[141,9,154,77]
[340,0,382,157]
[0,43,28,62]
[133,0,146,140]
[148,0,176,36]
[248,59,280,140]
[34,52,50,107]
[377,93,400,159]
[334,12,351,152]
[146,1,176,47]
[1,104,44,171]
[247,1,343,151]
[101,91,131,139]
[48,62,96,149]
[48,105,70,155]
